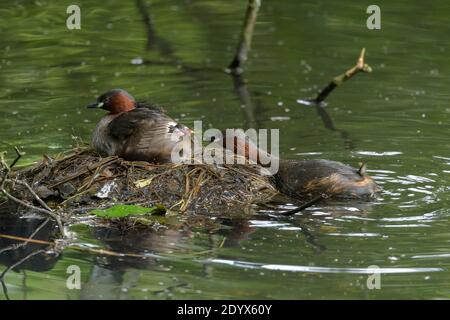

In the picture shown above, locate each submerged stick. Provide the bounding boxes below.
[300,48,372,105]
[226,0,261,74]
[0,249,45,283]
[281,194,325,216]
[1,248,46,300]
[0,219,50,255]
[0,233,155,259]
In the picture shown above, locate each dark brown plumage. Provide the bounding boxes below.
[87,89,192,163]
[218,129,381,200]
[87,91,381,200]
[275,159,381,200]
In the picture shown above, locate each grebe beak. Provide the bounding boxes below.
[86,102,104,109]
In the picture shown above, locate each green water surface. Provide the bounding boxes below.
[0,0,449,299]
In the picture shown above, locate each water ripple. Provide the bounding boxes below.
[326,232,381,237]
[412,253,450,259]
[355,151,403,156]
[206,259,443,274]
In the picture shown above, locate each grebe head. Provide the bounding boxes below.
[86,89,136,114]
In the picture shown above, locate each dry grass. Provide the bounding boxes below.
[10,147,279,215]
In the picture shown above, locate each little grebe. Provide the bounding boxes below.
[87,89,192,163]
[218,129,381,199]
[87,89,380,199]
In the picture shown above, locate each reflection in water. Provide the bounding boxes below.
[135,0,174,55]
[0,0,449,299]
[296,48,373,150]
[0,161,437,300]
[0,210,60,300]
[230,74,259,129]
[206,258,442,274]
[314,105,355,150]
[78,217,269,299]
[0,164,447,299]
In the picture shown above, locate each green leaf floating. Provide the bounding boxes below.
[90,204,166,218]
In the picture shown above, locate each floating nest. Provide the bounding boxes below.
[8,148,279,216]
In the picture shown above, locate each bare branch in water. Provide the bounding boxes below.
[0,278,9,300]
[226,0,261,75]
[0,249,46,300]
[299,48,372,105]
[0,218,50,255]
[0,249,46,280]
[0,218,50,298]
[0,148,22,189]
[0,148,66,237]
[0,186,65,237]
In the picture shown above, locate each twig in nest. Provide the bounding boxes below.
[14,180,53,212]
[0,147,23,189]
[181,170,210,212]
[9,147,23,170]
[180,167,204,212]
[49,156,118,188]
[226,0,261,75]
[0,185,65,237]
[299,48,372,106]
[0,147,66,237]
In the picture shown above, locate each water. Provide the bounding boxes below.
[0,0,449,299]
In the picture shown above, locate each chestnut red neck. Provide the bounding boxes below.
[220,129,273,166]
[87,88,136,114]
[107,92,136,114]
